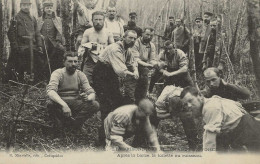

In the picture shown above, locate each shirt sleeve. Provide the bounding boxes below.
[177,50,188,68]
[78,71,95,94]
[149,43,157,63]
[107,49,129,77]
[110,113,130,136]
[131,39,141,62]
[203,130,217,151]
[46,70,62,94]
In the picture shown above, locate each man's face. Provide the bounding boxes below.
[20,3,31,13]
[203,14,211,24]
[176,20,181,27]
[44,6,53,15]
[182,93,203,118]
[195,20,202,27]
[210,23,217,31]
[64,56,78,74]
[92,14,104,31]
[130,16,137,23]
[76,33,83,44]
[124,32,137,48]
[107,7,116,20]
[169,18,174,25]
[204,71,221,90]
[142,29,154,43]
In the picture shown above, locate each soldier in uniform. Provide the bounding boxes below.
[123,12,142,38]
[163,16,176,41]
[193,17,204,70]
[37,0,65,74]
[6,0,44,83]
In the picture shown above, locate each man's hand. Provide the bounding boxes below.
[163,70,171,77]
[62,105,72,117]
[133,70,139,79]
[86,93,96,101]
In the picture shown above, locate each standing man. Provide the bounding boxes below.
[199,12,213,56]
[92,30,138,146]
[163,16,176,41]
[80,11,114,85]
[38,0,65,73]
[131,27,158,104]
[46,52,99,132]
[171,19,190,54]
[181,87,260,152]
[104,6,124,42]
[6,0,43,82]
[193,17,204,70]
[202,20,217,70]
[123,12,143,38]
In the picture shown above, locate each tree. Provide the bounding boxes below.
[247,0,260,97]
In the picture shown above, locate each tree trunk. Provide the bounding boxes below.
[247,0,260,97]
[61,0,73,51]
[0,0,3,82]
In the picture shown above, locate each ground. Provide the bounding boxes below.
[0,81,198,153]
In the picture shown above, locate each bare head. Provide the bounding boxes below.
[203,67,221,90]
[123,30,137,48]
[92,11,105,31]
[107,6,117,20]
[63,51,79,75]
[135,99,155,119]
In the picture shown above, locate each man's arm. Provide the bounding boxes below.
[167,50,188,76]
[46,71,71,116]
[203,130,217,151]
[108,31,115,45]
[143,117,160,150]
[81,30,89,44]
[78,71,96,101]
[223,80,251,100]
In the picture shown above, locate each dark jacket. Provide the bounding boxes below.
[163,24,175,41]
[123,22,142,38]
[7,10,42,51]
[202,80,251,101]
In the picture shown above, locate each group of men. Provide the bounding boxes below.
[5,0,260,152]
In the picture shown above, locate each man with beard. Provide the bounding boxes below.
[37,0,65,74]
[92,30,138,146]
[163,16,176,41]
[123,12,142,38]
[201,67,250,101]
[104,6,124,42]
[171,19,190,54]
[80,11,114,85]
[199,12,213,56]
[131,27,158,104]
[46,52,99,133]
[202,20,217,70]
[6,0,43,82]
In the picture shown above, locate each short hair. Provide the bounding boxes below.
[180,86,200,99]
[63,51,78,61]
[164,40,173,47]
[203,67,220,77]
[124,30,137,37]
[106,6,116,12]
[138,99,155,115]
[92,11,105,20]
[142,27,154,33]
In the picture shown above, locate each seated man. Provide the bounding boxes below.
[46,52,99,131]
[202,67,251,101]
[180,86,260,152]
[104,99,160,151]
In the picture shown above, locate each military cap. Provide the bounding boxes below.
[169,16,174,19]
[129,12,137,18]
[204,11,213,16]
[20,0,32,4]
[43,0,54,7]
[195,17,203,21]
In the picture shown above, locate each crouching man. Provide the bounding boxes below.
[104,99,160,151]
[46,52,99,131]
[180,86,260,152]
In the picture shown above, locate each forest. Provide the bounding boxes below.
[0,0,260,153]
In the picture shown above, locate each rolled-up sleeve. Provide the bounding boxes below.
[46,70,62,94]
[177,50,188,68]
[78,71,95,94]
[108,49,129,77]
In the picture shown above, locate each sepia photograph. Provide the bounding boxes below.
[0,0,260,163]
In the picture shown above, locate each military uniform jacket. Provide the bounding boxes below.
[7,10,42,50]
[37,16,65,46]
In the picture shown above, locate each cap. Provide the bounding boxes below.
[129,12,137,18]
[195,17,203,21]
[20,0,32,4]
[42,0,54,7]
[169,16,174,19]
[204,11,213,17]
